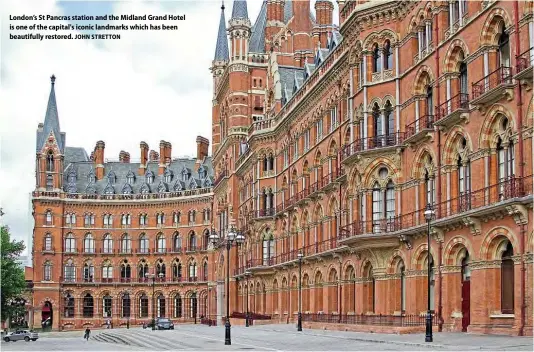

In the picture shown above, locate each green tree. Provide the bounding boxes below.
[1,225,27,321]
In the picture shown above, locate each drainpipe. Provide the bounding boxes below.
[513,0,525,337]
[433,10,443,333]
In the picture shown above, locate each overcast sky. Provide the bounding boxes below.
[0,0,338,257]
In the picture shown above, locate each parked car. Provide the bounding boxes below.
[155,318,174,330]
[3,330,39,342]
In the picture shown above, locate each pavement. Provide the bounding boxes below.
[1,324,532,351]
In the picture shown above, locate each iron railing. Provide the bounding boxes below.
[405,114,434,139]
[435,93,469,121]
[302,313,438,326]
[341,132,405,160]
[472,66,512,99]
[516,47,533,74]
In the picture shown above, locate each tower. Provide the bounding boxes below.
[265,0,285,47]
[229,0,251,62]
[313,0,334,48]
[36,75,65,191]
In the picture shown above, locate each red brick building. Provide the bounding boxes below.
[210,0,533,336]
[31,75,216,330]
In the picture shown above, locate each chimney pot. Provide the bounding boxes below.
[149,150,159,162]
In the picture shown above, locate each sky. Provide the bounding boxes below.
[0,0,338,257]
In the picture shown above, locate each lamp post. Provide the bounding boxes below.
[210,227,245,345]
[297,251,303,331]
[245,270,251,327]
[146,272,164,330]
[424,203,435,343]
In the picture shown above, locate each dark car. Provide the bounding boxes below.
[155,318,174,330]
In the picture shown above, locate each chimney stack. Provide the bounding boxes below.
[166,142,172,164]
[94,141,105,179]
[139,142,149,175]
[119,151,130,163]
[159,140,167,175]
[149,150,159,162]
[195,136,210,170]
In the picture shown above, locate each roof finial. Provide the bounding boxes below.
[221,0,225,10]
[50,74,56,85]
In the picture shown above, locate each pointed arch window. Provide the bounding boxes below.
[262,235,274,265]
[372,103,381,139]
[139,234,149,253]
[64,259,75,282]
[121,214,131,225]
[156,233,166,253]
[121,260,131,281]
[139,294,149,317]
[122,293,131,318]
[173,294,183,318]
[172,261,182,281]
[189,232,197,251]
[459,61,468,95]
[65,233,76,253]
[102,261,113,282]
[372,180,396,233]
[103,234,113,254]
[45,210,53,225]
[384,101,394,137]
[139,214,148,226]
[84,233,95,253]
[383,40,393,70]
[457,155,471,209]
[44,233,52,251]
[425,170,435,205]
[203,261,208,281]
[156,259,166,279]
[121,234,131,253]
[173,212,180,225]
[498,28,510,67]
[426,85,433,116]
[173,233,182,252]
[138,260,148,280]
[190,292,197,318]
[157,213,165,225]
[83,261,94,282]
[157,294,165,317]
[188,262,197,281]
[497,136,515,186]
[46,151,54,172]
[64,293,75,317]
[83,293,94,318]
[44,261,52,281]
[501,242,514,314]
[372,44,381,73]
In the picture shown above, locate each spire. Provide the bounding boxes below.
[231,0,248,20]
[214,2,229,61]
[37,74,65,152]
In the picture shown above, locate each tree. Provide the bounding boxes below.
[1,225,26,322]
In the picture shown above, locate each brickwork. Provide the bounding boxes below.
[211,0,533,337]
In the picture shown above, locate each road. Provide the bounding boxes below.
[1,324,532,351]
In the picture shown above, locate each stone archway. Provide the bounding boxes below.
[41,301,53,329]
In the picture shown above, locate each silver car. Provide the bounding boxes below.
[3,330,39,342]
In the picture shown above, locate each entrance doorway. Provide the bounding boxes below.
[41,301,53,329]
[461,254,471,332]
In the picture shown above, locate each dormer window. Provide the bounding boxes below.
[198,167,205,179]
[107,171,116,185]
[67,170,76,183]
[164,168,172,183]
[104,183,114,195]
[126,171,135,185]
[182,169,190,182]
[146,171,154,184]
[87,170,96,184]
[158,182,167,193]
[140,184,150,194]
[122,183,133,195]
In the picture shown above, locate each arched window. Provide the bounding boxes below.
[372,182,383,233]
[383,40,393,70]
[46,175,53,190]
[372,103,381,139]
[103,295,112,318]
[64,259,75,282]
[189,262,197,281]
[157,294,166,318]
[64,293,75,317]
[45,211,53,225]
[102,261,113,282]
[498,27,510,67]
[190,292,198,318]
[425,170,435,205]
[103,234,113,254]
[372,179,395,233]
[139,234,149,253]
[83,261,94,282]
[173,233,182,251]
[139,214,147,226]
[384,101,394,137]
[138,260,148,280]
[203,261,208,281]
[457,153,471,210]
[501,242,514,314]
[452,0,460,23]
[140,294,149,317]
[203,230,210,250]
[44,261,52,281]
[372,44,381,73]
[121,260,131,282]
[83,293,94,318]
[84,233,94,253]
[122,293,131,318]
[173,294,182,318]
[156,233,166,253]
[262,235,274,265]
[65,233,76,253]
[189,232,197,251]
[172,261,182,281]
[121,234,131,253]
[156,259,166,279]
[44,233,52,251]
[426,85,433,116]
[459,61,468,95]
[399,262,406,313]
[46,151,54,172]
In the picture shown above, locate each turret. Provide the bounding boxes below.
[229,0,251,62]
[313,0,334,49]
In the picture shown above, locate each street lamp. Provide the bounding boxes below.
[245,270,251,327]
[424,203,435,343]
[210,227,245,345]
[297,251,303,332]
[145,272,164,330]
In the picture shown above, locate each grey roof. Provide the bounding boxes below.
[214,4,230,61]
[249,0,267,53]
[64,147,90,166]
[284,0,293,23]
[231,0,248,19]
[62,153,214,195]
[279,66,304,103]
[37,75,65,153]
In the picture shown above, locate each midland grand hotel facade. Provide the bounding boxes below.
[31,0,532,336]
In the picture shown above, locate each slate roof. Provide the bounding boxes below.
[214,4,230,61]
[62,149,214,195]
[231,0,248,19]
[37,75,65,153]
[249,0,267,53]
[279,66,304,103]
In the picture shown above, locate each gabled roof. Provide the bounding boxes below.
[37,75,65,152]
